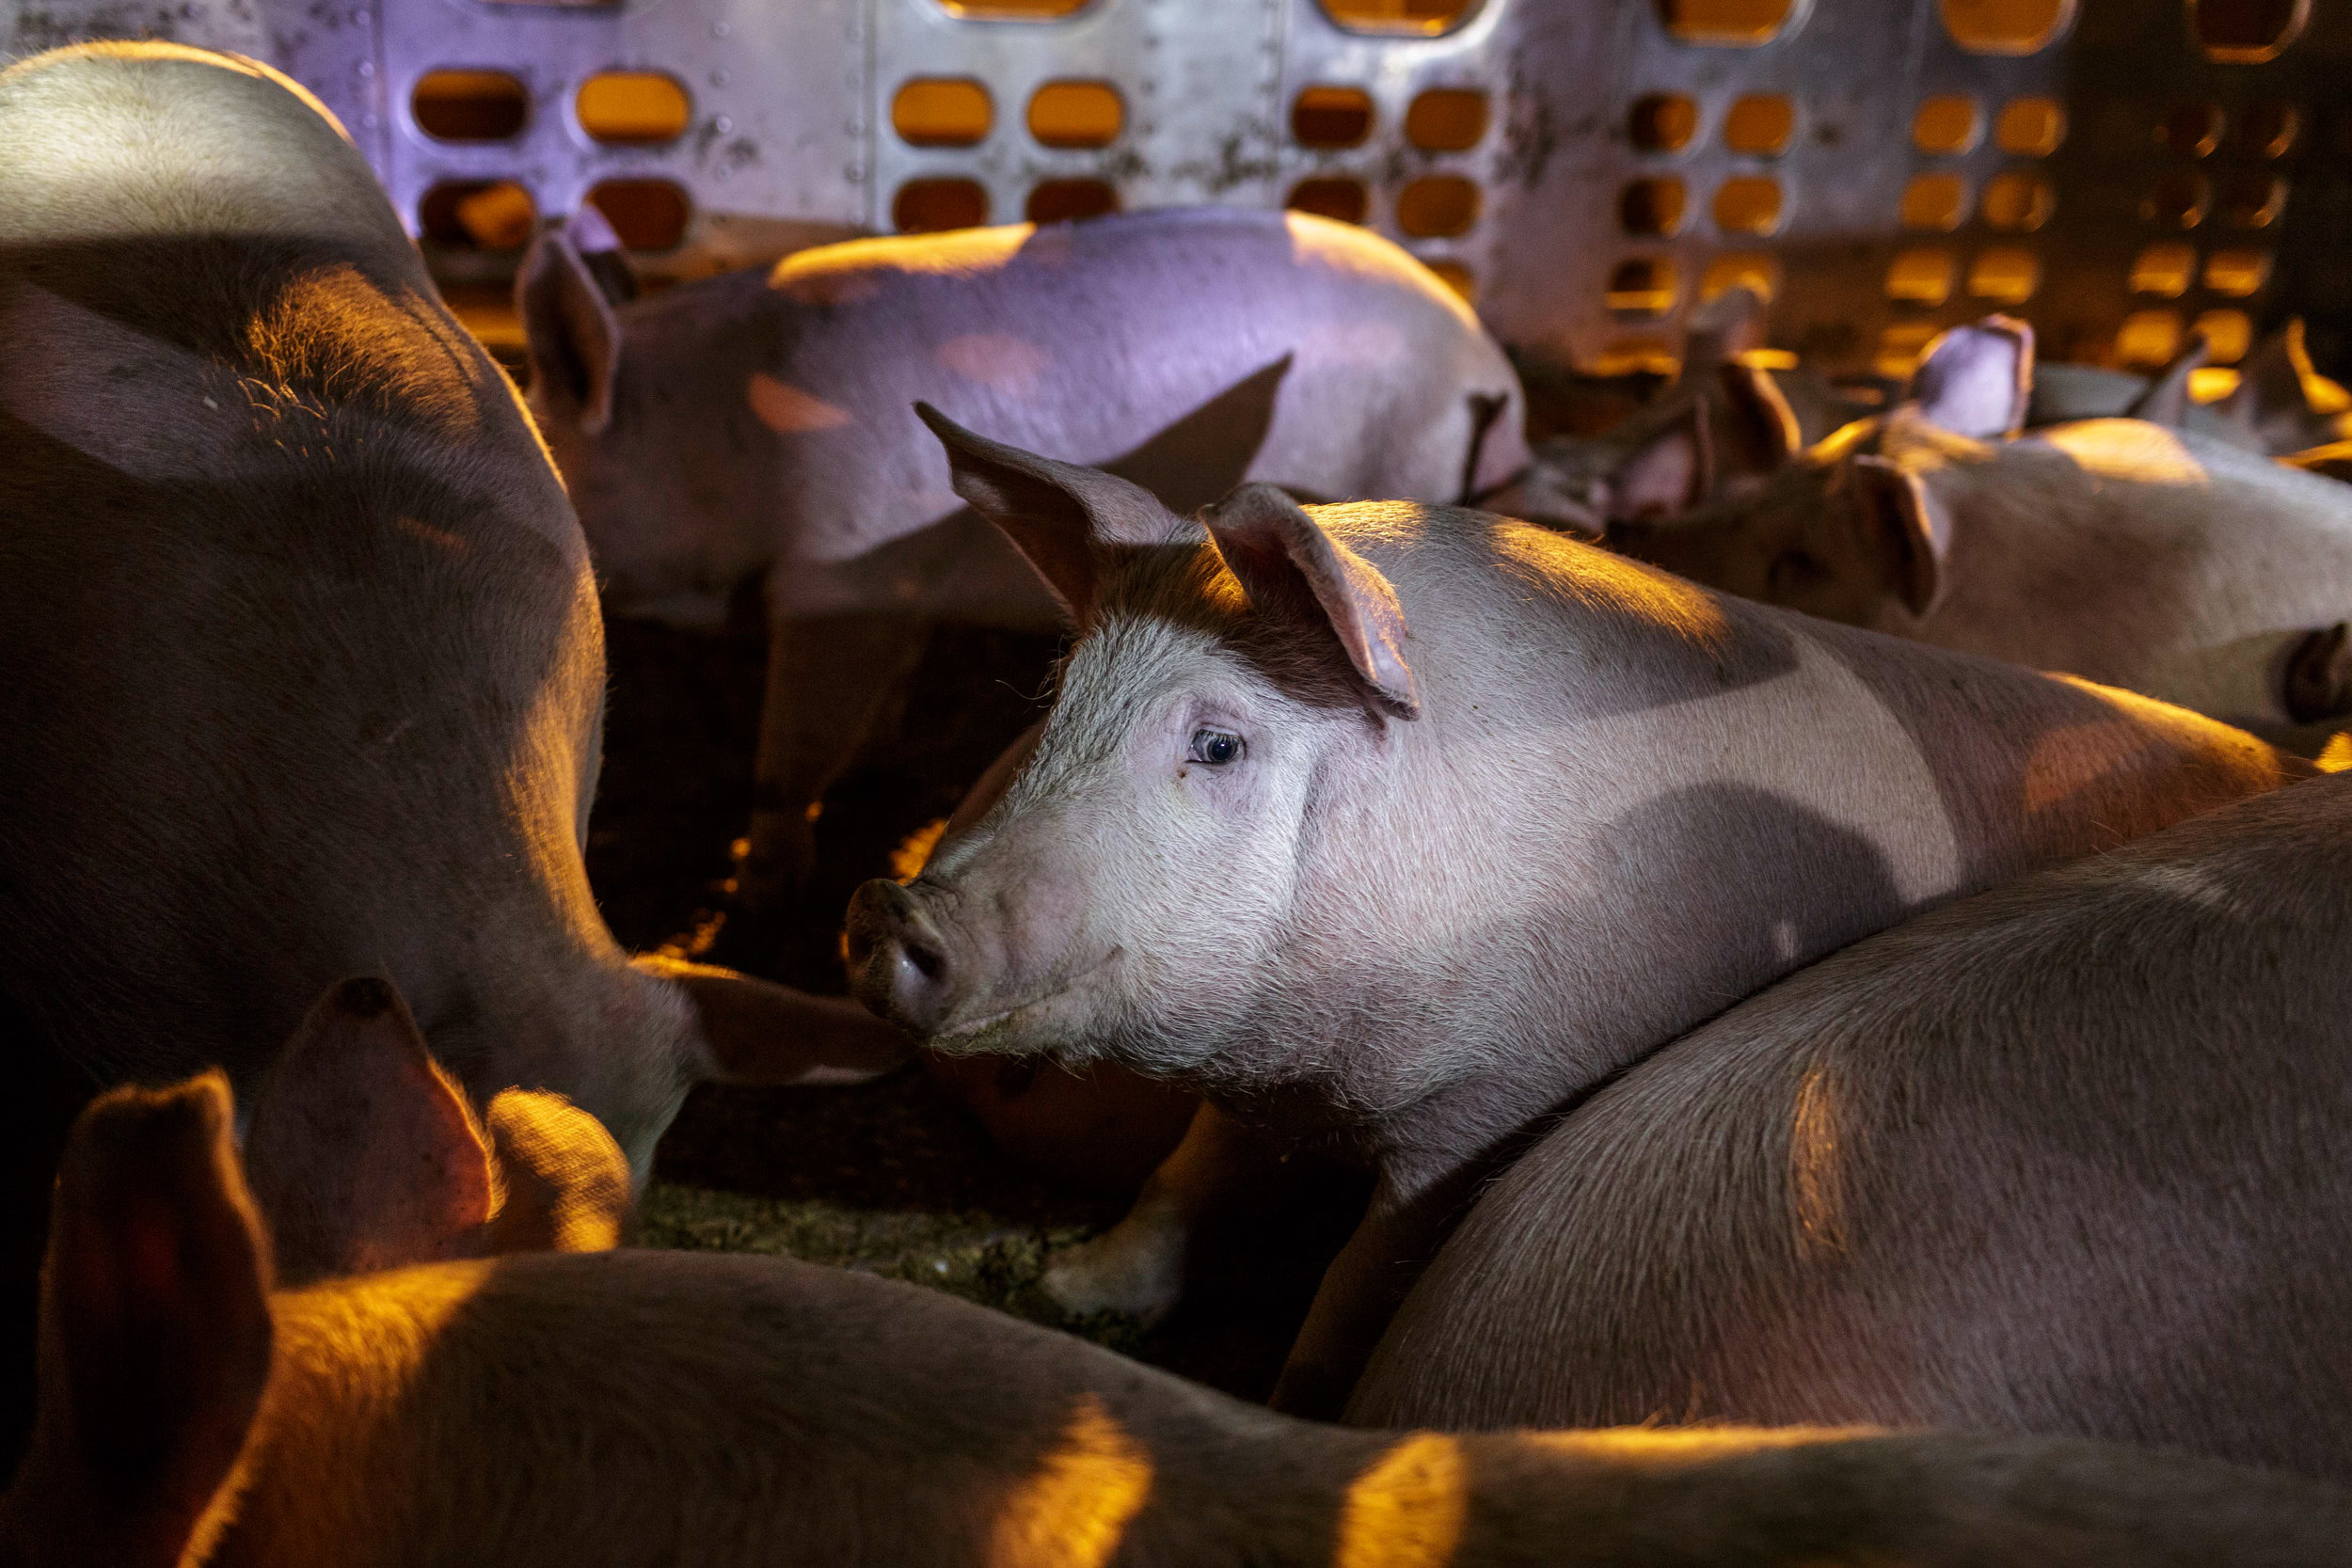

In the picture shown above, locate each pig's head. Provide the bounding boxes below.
[844,406,1438,1088]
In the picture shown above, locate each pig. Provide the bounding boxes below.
[0,40,906,1441]
[1607,318,2352,732]
[516,204,1531,905]
[843,410,2310,1418]
[2027,318,2350,455]
[17,1069,2352,1568]
[1354,769,2352,1481]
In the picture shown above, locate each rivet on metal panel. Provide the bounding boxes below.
[1901,172,1969,230]
[2203,247,2272,295]
[1884,248,1957,307]
[2117,309,2185,366]
[1288,177,1370,224]
[1030,82,1123,149]
[2143,170,2212,228]
[1318,0,1483,38]
[1629,93,1699,153]
[1722,93,1793,156]
[1712,175,1783,235]
[1939,0,2074,55]
[2232,103,2299,159]
[1656,0,1797,47]
[1406,89,1488,152]
[2217,173,2286,228]
[1912,95,1982,155]
[577,72,691,146]
[1295,86,1375,149]
[587,179,691,250]
[2129,242,2198,294]
[411,70,528,142]
[1994,97,2064,155]
[2155,102,2222,157]
[1702,253,1779,302]
[1606,257,1679,314]
[1620,177,1687,236]
[2189,0,2309,64]
[895,179,989,232]
[894,79,993,147]
[1028,179,1120,224]
[1980,171,2053,231]
[1967,245,2039,304]
[2194,308,2253,362]
[1398,176,1481,237]
[420,181,535,252]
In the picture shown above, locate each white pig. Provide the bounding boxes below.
[516,206,1530,903]
[14,1067,2352,1568]
[843,411,2308,1418]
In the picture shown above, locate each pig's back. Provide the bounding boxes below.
[742,208,1525,563]
[1355,772,2352,1481]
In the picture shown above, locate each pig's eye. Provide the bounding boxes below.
[1187,728,1244,767]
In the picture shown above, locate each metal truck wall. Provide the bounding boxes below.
[4,0,2344,378]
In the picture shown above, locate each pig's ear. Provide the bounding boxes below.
[518,228,621,436]
[1845,454,1949,618]
[2226,320,2344,452]
[20,1071,272,1568]
[1203,483,1421,721]
[1680,284,1767,385]
[915,402,1176,622]
[1718,359,1803,472]
[242,977,496,1285]
[2124,332,2209,429]
[1609,399,1713,522]
[564,205,640,307]
[1909,315,2034,439]
[2282,622,2352,725]
[478,1089,631,1256]
[639,954,914,1085]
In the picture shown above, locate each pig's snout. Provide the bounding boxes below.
[847,879,956,1034]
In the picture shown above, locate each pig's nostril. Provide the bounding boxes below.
[904,939,944,982]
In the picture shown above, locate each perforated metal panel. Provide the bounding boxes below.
[6,0,2345,377]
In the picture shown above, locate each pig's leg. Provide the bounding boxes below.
[1041,1101,1289,1319]
[1267,1157,1474,1420]
[739,611,934,910]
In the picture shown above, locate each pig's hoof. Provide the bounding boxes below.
[1041,1229,1184,1320]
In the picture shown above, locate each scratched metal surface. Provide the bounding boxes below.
[4,0,2344,378]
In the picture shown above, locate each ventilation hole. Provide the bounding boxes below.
[410,70,527,142]
[1968,246,2040,304]
[576,71,691,146]
[1994,96,2064,155]
[1287,177,1369,225]
[2155,102,2222,158]
[1397,175,1481,237]
[937,0,1089,15]
[1607,257,1679,314]
[1981,171,2054,231]
[2203,247,2272,296]
[1657,0,1795,45]
[1712,175,1784,235]
[2229,102,2297,159]
[1426,261,1476,303]
[1027,178,1120,225]
[1885,247,1957,307]
[1317,0,1481,37]
[585,179,691,250]
[1405,88,1488,152]
[2190,0,2308,63]
[1913,95,1982,155]
[2217,173,2285,228]
[1702,252,1781,302]
[1940,0,2073,54]
[1029,81,1122,149]
[894,178,989,233]
[2143,170,2211,229]
[2193,308,2252,363]
[1593,337,1682,377]
[893,79,993,147]
[2117,309,2185,368]
[2130,242,2198,295]
[1629,93,1699,152]
[419,181,536,251]
[1901,172,1969,230]
[1620,177,1687,235]
[1294,85,1375,149]
[1877,322,1943,377]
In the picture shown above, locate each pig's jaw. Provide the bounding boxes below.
[921,946,1127,1057]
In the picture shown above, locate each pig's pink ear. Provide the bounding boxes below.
[518,228,621,435]
[563,205,640,307]
[915,402,1177,623]
[1608,398,1713,523]
[1680,283,1768,387]
[478,1089,631,1256]
[1203,483,1422,721]
[16,1071,272,1568]
[1845,454,1949,618]
[2226,319,2341,452]
[2124,332,2209,429]
[242,977,496,1285]
[1718,359,1803,472]
[639,954,914,1085]
[1908,315,2033,440]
